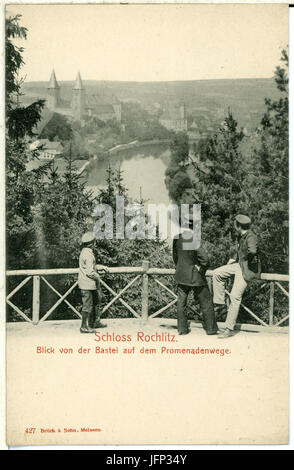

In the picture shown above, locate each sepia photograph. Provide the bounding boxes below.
[2,2,290,447]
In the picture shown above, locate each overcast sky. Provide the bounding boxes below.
[6,3,288,82]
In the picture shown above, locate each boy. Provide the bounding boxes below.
[78,232,108,333]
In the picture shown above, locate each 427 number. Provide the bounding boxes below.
[25,428,36,434]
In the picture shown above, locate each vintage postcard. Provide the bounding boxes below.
[2,2,290,447]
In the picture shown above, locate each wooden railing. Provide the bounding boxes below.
[6,261,289,327]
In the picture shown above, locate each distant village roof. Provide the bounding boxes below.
[48,70,60,89]
[190,121,198,129]
[30,139,49,150]
[46,141,63,150]
[29,139,63,152]
[73,72,84,90]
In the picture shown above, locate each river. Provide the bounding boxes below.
[85,142,171,205]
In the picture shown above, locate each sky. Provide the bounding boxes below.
[6,3,288,82]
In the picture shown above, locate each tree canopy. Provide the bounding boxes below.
[39,112,73,141]
[6,15,45,140]
[6,15,46,269]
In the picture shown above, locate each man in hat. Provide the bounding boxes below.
[172,211,218,336]
[78,231,108,333]
[213,214,260,338]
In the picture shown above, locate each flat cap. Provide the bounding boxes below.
[235,214,251,225]
[81,232,95,244]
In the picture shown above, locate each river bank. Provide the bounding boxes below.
[77,138,171,176]
[108,138,171,155]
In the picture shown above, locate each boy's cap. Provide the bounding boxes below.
[81,232,95,244]
[235,214,251,225]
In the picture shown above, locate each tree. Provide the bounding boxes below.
[122,102,172,141]
[32,166,93,269]
[5,14,27,109]
[248,49,288,273]
[6,15,46,269]
[39,112,73,141]
[165,132,192,202]
[189,111,249,266]
[6,15,45,140]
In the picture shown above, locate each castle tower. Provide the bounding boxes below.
[47,70,60,110]
[71,72,86,121]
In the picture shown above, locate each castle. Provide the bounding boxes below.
[47,70,122,123]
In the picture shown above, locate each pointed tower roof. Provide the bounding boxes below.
[48,70,60,89]
[73,71,84,90]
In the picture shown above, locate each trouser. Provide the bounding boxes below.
[212,263,247,330]
[177,284,218,334]
[80,289,101,328]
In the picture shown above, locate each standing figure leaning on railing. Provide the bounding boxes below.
[213,214,261,339]
[78,232,109,333]
[172,212,218,336]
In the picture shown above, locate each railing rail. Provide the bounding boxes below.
[5,267,290,281]
[6,262,289,327]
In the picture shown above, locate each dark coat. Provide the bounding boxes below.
[172,231,209,286]
[233,229,261,281]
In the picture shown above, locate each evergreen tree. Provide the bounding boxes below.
[189,110,248,266]
[6,15,46,269]
[32,166,93,269]
[6,15,45,140]
[165,132,192,202]
[249,49,288,273]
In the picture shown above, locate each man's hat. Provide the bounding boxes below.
[235,214,251,225]
[81,232,95,244]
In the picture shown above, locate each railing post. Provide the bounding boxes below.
[141,260,149,321]
[32,275,40,325]
[269,282,274,326]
